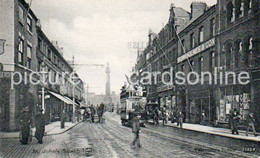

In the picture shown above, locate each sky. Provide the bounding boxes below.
[28,0,216,95]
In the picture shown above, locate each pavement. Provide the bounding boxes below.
[147,119,260,142]
[0,121,81,139]
[0,112,259,157]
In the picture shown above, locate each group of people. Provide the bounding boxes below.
[20,107,45,145]
[87,104,104,123]
[229,108,258,137]
[152,107,184,128]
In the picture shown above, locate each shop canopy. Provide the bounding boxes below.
[64,96,79,106]
[49,91,78,105]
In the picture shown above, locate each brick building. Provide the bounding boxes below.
[134,0,259,127]
[0,0,85,131]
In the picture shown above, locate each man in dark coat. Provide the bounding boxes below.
[35,109,45,144]
[90,105,95,123]
[230,108,240,135]
[132,115,141,148]
[20,106,31,145]
[177,111,184,128]
[246,112,257,136]
[97,105,104,123]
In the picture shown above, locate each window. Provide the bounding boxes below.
[199,27,204,43]
[27,15,33,33]
[48,49,52,61]
[238,0,244,18]
[226,44,232,69]
[181,39,185,54]
[189,60,194,72]
[190,33,195,49]
[18,37,24,64]
[210,18,216,37]
[181,64,185,72]
[18,6,24,24]
[198,57,203,73]
[27,45,32,69]
[235,41,243,68]
[210,52,215,71]
[43,44,47,54]
[54,56,57,64]
[249,0,252,11]
[38,38,42,50]
[227,1,235,23]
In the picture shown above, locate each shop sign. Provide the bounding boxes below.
[157,84,175,92]
[177,38,215,63]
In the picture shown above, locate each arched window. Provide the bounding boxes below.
[238,0,244,18]
[227,1,235,23]
[225,43,233,70]
[234,41,243,68]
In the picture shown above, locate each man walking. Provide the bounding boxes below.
[177,111,184,128]
[90,105,95,123]
[132,115,141,148]
[246,112,258,137]
[35,109,45,144]
[20,106,31,145]
[230,108,240,135]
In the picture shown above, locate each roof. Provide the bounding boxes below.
[174,7,190,18]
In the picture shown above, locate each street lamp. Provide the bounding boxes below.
[40,62,48,114]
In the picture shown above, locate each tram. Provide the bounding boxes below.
[120,85,147,126]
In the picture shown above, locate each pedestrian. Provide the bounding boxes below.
[165,109,169,124]
[153,108,159,125]
[245,112,258,137]
[35,109,45,144]
[230,108,240,135]
[90,105,95,123]
[131,115,141,148]
[97,105,104,123]
[20,106,31,145]
[177,111,184,128]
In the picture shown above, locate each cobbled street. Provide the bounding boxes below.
[1,112,258,158]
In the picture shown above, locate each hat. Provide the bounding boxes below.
[23,106,29,112]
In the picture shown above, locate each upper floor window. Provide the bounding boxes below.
[210,52,215,71]
[18,6,24,24]
[238,0,244,18]
[227,1,235,23]
[198,57,204,73]
[27,15,33,33]
[38,37,42,50]
[27,45,32,69]
[18,37,24,65]
[43,44,47,54]
[190,33,195,49]
[181,39,185,54]
[48,49,52,61]
[181,64,185,72]
[249,37,253,50]
[210,18,216,37]
[199,26,204,44]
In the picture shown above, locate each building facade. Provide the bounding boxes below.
[0,0,85,131]
[134,0,259,128]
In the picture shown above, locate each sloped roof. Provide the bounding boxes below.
[174,7,190,18]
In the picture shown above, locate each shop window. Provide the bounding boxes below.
[27,45,32,69]
[199,26,204,44]
[18,37,24,65]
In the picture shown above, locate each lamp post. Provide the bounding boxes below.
[40,62,47,114]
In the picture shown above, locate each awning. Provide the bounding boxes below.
[64,96,79,106]
[49,91,72,104]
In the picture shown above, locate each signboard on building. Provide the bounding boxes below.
[177,38,215,63]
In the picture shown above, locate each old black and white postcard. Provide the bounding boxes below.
[0,0,259,157]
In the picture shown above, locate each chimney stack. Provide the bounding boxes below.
[190,2,207,20]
